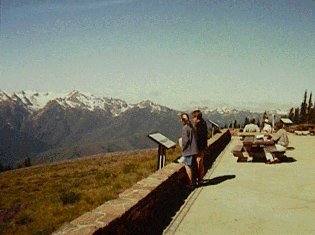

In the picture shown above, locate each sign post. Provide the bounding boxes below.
[148,132,176,170]
[207,119,220,137]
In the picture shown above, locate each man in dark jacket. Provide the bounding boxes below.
[191,110,208,185]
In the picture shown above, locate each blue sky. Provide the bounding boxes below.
[1,0,314,111]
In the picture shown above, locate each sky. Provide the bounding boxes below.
[1,0,314,111]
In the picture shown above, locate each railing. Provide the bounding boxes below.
[53,130,231,235]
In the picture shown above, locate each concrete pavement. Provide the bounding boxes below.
[164,134,315,235]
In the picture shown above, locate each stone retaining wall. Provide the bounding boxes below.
[54,130,231,235]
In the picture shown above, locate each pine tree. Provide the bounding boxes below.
[243,117,250,128]
[294,107,300,124]
[233,120,238,128]
[24,157,31,167]
[300,90,308,124]
[311,101,315,124]
[288,108,295,121]
[307,92,313,123]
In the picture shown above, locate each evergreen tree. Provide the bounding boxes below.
[288,108,295,121]
[307,92,313,123]
[294,107,300,124]
[311,101,315,124]
[243,117,250,127]
[24,157,31,167]
[233,120,238,128]
[300,90,308,123]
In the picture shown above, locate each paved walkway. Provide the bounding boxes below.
[164,134,315,235]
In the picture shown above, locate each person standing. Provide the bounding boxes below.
[180,113,198,189]
[191,110,208,185]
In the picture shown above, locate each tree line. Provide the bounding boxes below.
[288,90,315,124]
[227,90,315,129]
[0,157,31,173]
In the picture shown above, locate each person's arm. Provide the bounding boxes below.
[201,122,208,148]
[272,130,281,142]
[182,127,191,151]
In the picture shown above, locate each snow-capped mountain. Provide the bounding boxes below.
[13,90,64,110]
[1,90,289,117]
[202,107,240,115]
[0,91,10,101]
[1,90,171,117]
[0,89,290,167]
[0,90,181,167]
[136,100,171,113]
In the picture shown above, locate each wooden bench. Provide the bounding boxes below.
[231,145,247,162]
[264,145,286,158]
[232,144,286,163]
[232,145,243,156]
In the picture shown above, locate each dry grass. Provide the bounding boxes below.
[0,147,181,235]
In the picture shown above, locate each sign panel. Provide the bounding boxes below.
[148,132,176,149]
[281,118,293,124]
[207,119,220,128]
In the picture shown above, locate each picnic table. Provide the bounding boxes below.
[232,135,285,162]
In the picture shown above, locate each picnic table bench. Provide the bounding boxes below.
[232,136,285,162]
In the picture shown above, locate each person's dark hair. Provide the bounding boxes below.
[275,122,283,130]
[180,113,190,125]
[191,110,202,120]
[250,118,256,124]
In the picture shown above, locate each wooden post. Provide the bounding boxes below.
[157,144,166,170]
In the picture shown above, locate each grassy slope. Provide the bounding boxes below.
[0,147,181,235]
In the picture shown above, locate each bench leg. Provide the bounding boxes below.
[237,156,248,162]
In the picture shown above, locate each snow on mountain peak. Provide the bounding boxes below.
[0,90,10,101]
[53,91,131,115]
[198,106,237,115]
[136,100,168,113]
[14,90,64,110]
[62,90,95,110]
[109,99,131,116]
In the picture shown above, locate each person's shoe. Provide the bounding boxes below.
[272,158,281,164]
[197,179,204,187]
[185,184,195,191]
[265,160,272,164]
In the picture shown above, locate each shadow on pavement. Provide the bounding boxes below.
[250,155,297,164]
[200,175,236,187]
[279,155,297,163]
[286,146,295,150]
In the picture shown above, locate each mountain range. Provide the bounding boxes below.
[0,90,288,167]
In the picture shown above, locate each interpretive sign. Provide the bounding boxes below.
[207,119,220,128]
[148,132,176,149]
[148,132,176,170]
[208,119,220,137]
